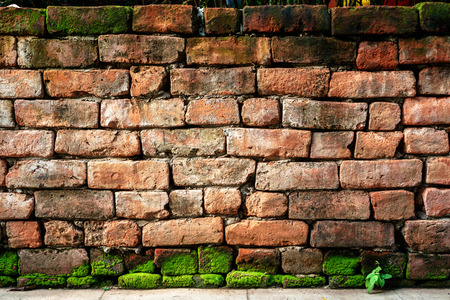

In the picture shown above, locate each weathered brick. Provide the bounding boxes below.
[155,249,198,276]
[130,66,167,98]
[171,68,255,96]
[404,220,449,253]
[198,245,233,274]
[0,7,45,36]
[407,253,450,280]
[204,188,241,215]
[186,99,239,125]
[328,71,416,98]
[0,130,54,157]
[6,221,42,249]
[419,188,450,217]
[332,6,418,35]
[19,249,88,276]
[44,221,83,247]
[55,129,140,157]
[368,102,401,131]
[173,158,255,187]
[0,36,16,67]
[101,99,185,129]
[35,190,114,220]
[417,2,450,32]
[310,132,353,159]
[99,35,184,64]
[0,100,14,128]
[169,190,203,217]
[399,36,450,64]
[289,191,370,220]
[47,6,130,35]
[142,217,223,247]
[0,70,43,99]
[281,248,323,275]
[361,251,407,278]
[370,190,415,221]
[404,127,449,154]
[88,160,169,190]
[237,248,279,274]
[226,220,308,246]
[14,99,98,128]
[115,191,169,219]
[205,8,240,35]
[357,41,398,70]
[85,220,141,247]
[418,67,450,96]
[133,5,193,34]
[340,160,423,189]
[311,221,394,248]
[241,98,280,127]
[123,251,155,274]
[0,193,34,220]
[243,5,329,33]
[0,159,6,186]
[282,99,367,130]
[426,157,450,185]
[403,97,450,125]
[354,131,403,159]
[246,192,287,218]
[90,248,124,276]
[6,160,86,189]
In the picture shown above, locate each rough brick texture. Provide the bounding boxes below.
[205,8,240,35]
[404,127,449,154]
[426,157,450,185]
[403,220,449,253]
[403,97,450,125]
[0,193,34,220]
[186,99,239,125]
[418,67,450,96]
[0,7,45,36]
[132,5,193,34]
[0,36,17,67]
[6,221,42,249]
[0,70,43,98]
[357,41,398,70]
[399,36,450,64]
[370,190,415,221]
[85,220,141,247]
[419,188,450,217]
[19,249,88,275]
[0,130,54,157]
[115,191,169,219]
[44,221,83,247]
[204,188,241,215]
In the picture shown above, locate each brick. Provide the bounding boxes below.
[133,5,193,34]
[256,161,338,191]
[354,131,403,159]
[18,37,97,68]
[173,158,255,187]
[204,188,241,215]
[55,129,140,157]
[47,6,130,35]
[0,100,14,128]
[101,99,185,129]
[115,191,169,219]
[142,217,223,247]
[99,35,184,64]
[169,190,203,217]
[19,249,88,276]
[6,221,42,249]
[186,99,239,125]
[227,128,311,158]
[0,70,43,99]
[420,188,450,217]
[226,220,308,246]
[0,193,34,220]
[14,99,98,128]
[328,71,416,98]
[311,221,394,248]
[87,160,169,190]
[0,159,6,186]
[85,220,141,247]
[368,102,401,131]
[130,66,167,98]
[243,5,329,33]
[356,41,398,70]
[404,220,449,253]
[361,251,407,278]
[426,157,450,185]
[6,160,86,189]
[282,99,367,130]
[44,221,83,247]
[403,97,450,125]
[35,190,114,220]
[331,6,418,35]
[418,67,450,96]
[404,127,449,154]
[245,192,287,218]
[90,248,124,276]
[310,132,354,159]
[289,191,370,220]
[0,7,45,36]
[0,130,54,157]
[417,2,450,32]
[44,69,129,98]
[272,36,355,65]
[407,253,450,280]
[142,128,225,157]
[0,36,16,67]
[237,248,279,274]
[171,68,255,96]
[241,98,280,127]
[340,159,422,189]
[198,246,233,274]
[281,248,323,275]
[123,251,155,273]
[399,36,450,64]
[205,8,240,35]
[370,190,415,221]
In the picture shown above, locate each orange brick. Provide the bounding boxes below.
[186,99,239,125]
[403,97,450,125]
[0,100,14,127]
[0,130,54,157]
[0,159,7,186]
[399,36,450,64]
[85,220,141,248]
[0,70,43,98]
[115,191,169,219]
[130,66,167,98]
[418,67,450,96]
[426,157,450,185]
[404,127,449,155]
[357,41,398,70]
[368,102,401,130]
[44,221,83,247]
[404,220,449,253]
[204,188,241,215]
[310,132,354,159]
[0,193,34,220]
[133,5,194,34]
[6,221,42,248]
[241,98,280,127]
[354,131,403,159]
[370,190,415,221]
[246,192,287,218]
[419,188,450,217]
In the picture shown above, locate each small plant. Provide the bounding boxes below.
[365,261,392,293]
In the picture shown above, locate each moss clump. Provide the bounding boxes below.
[329,275,365,288]
[0,8,45,35]
[18,274,67,288]
[91,250,124,276]
[160,251,198,276]
[323,252,360,275]
[67,276,99,288]
[0,276,16,287]
[198,246,233,274]
[193,274,225,288]
[119,273,162,289]
[162,275,195,288]
[416,2,450,32]
[71,264,90,277]
[226,271,271,288]
[283,275,326,288]
[0,251,19,276]
[267,274,285,287]
[129,260,156,274]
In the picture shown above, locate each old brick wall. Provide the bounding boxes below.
[0,3,449,289]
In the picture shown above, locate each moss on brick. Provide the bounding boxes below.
[198,246,233,274]
[193,274,225,288]
[18,274,67,288]
[283,275,326,288]
[91,251,124,276]
[71,264,90,277]
[67,276,99,288]
[226,271,271,288]
[0,276,16,287]
[416,2,450,32]
[267,274,285,287]
[0,250,18,276]
[162,275,195,288]
[160,250,198,276]
[119,273,162,289]
[323,252,360,275]
[329,275,365,288]
[0,8,45,36]
[129,260,156,274]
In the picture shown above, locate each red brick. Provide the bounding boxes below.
[55,129,140,157]
[403,97,450,125]
[399,36,450,64]
[19,249,88,276]
[0,159,7,186]
[310,132,354,159]
[0,36,16,67]
[246,192,287,218]
[404,127,449,154]
[237,248,279,274]
[171,68,255,96]
[204,188,241,215]
[6,221,42,249]
[311,221,394,248]
[0,100,14,127]
[257,68,330,97]
[418,67,450,96]
[289,191,370,220]
[354,131,403,159]
[0,193,34,220]
[368,102,401,131]
[417,2,450,33]
[0,7,45,36]
[6,160,86,189]
[283,99,367,130]
[357,41,398,70]
[370,190,415,221]
[0,130,54,158]
[142,217,224,247]
[340,159,422,189]
[35,190,114,220]
[115,191,169,219]
[44,69,129,98]
[85,220,141,248]
[419,188,450,217]
[227,128,311,158]
[205,8,240,35]
[130,66,167,98]
[124,251,155,273]
[226,220,308,247]
[44,221,83,247]
[404,220,449,253]
[241,98,280,127]
[169,190,203,217]
[0,70,43,98]
[328,71,416,98]
[99,35,184,64]
[426,157,450,185]
[101,99,185,129]
[133,5,194,34]
[281,248,323,275]
[173,158,255,187]
[407,253,450,280]
[361,251,407,278]
[88,160,169,190]
[186,99,239,125]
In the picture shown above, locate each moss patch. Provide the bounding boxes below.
[268,274,285,287]
[162,275,195,288]
[198,246,233,274]
[119,273,162,289]
[18,274,67,288]
[193,274,225,288]
[67,276,99,288]
[91,250,124,276]
[129,260,156,274]
[71,264,90,277]
[0,251,18,276]
[329,275,365,288]
[226,271,271,288]
[283,275,326,288]
[0,276,16,287]
[323,252,360,275]
[160,251,198,276]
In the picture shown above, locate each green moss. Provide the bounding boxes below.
[71,264,90,277]
[67,276,99,288]
[0,8,45,35]
[19,274,67,288]
[119,273,162,289]
[162,275,195,288]
[329,275,365,288]
[192,274,225,288]
[267,274,285,287]
[323,253,360,275]
[226,271,271,288]
[416,2,450,31]
[0,276,16,287]
[0,251,19,276]
[129,260,156,274]
[283,275,326,288]
[198,246,233,274]
[91,260,123,276]
[161,251,198,276]
[406,261,448,280]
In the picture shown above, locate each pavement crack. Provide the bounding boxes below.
[394,290,404,300]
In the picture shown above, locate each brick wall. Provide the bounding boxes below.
[0,3,449,289]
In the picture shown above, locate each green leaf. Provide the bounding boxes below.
[370,276,378,285]
[381,274,392,279]
[366,281,375,293]
[379,278,385,288]
[366,273,375,279]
